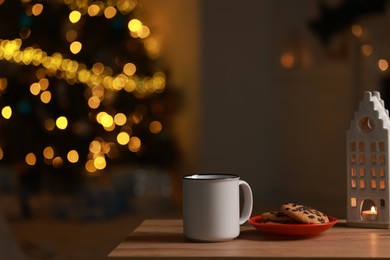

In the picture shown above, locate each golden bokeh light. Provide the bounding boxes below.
[1,106,12,119]
[351,24,362,37]
[103,124,115,132]
[128,19,142,32]
[69,11,81,23]
[378,59,389,72]
[25,153,36,166]
[101,142,111,154]
[0,78,7,92]
[56,116,68,130]
[149,121,162,134]
[85,159,97,173]
[67,150,79,163]
[92,62,105,75]
[39,78,49,90]
[53,156,63,168]
[138,26,150,38]
[100,113,114,128]
[92,85,104,97]
[94,155,106,170]
[123,63,136,76]
[88,96,100,109]
[362,44,373,57]
[281,52,295,69]
[117,132,130,145]
[117,0,137,13]
[87,4,100,16]
[124,79,136,92]
[0,5,168,171]
[32,3,43,16]
[0,39,164,96]
[128,136,141,152]
[151,72,166,92]
[89,140,102,153]
[30,82,40,95]
[43,146,55,159]
[112,75,126,90]
[0,147,3,160]
[40,90,52,103]
[114,113,127,126]
[70,41,82,54]
[78,69,91,82]
[35,68,46,79]
[104,6,117,19]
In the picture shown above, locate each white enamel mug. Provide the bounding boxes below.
[182,174,253,242]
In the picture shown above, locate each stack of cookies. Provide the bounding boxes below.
[260,203,329,224]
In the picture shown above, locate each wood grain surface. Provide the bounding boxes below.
[108,219,390,259]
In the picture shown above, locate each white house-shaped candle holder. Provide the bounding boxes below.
[347,91,390,228]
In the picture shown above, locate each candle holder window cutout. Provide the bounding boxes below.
[347,91,390,228]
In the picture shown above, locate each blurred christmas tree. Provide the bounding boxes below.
[0,0,180,192]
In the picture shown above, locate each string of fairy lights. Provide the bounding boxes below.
[0,0,167,174]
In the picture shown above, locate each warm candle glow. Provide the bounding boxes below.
[362,206,378,221]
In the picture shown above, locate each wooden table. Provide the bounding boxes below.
[108,219,390,259]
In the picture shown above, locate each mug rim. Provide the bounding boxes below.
[183,173,239,180]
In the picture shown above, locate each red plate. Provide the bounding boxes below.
[248,216,338,238]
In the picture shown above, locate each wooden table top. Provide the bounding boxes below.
[108,219,390,259]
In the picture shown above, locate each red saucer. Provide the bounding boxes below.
[248,216,338,238]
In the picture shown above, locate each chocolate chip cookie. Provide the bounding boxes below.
[260,211,297,224]
[280,203,329,224]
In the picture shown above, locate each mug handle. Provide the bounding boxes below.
[239,180,253,225]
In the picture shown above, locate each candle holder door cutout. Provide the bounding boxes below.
[347,91,390,228]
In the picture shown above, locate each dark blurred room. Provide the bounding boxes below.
[0,0,390,259]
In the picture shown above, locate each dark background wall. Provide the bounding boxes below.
[145,0,389,217]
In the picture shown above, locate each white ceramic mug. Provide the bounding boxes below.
[182,173,253,242]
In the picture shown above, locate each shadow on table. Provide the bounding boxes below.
[239,228,332,241]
